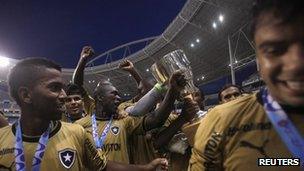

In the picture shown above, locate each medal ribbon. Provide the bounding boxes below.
[91,114,113,149]
[262,89,304,167]
[14,120,51,171]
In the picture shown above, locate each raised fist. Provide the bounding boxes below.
[169,69,187,92]
[119,60,134,72]
[80,46,95,60]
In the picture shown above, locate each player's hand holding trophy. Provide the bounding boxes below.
[151,49,195,95]
[150,49,203,119]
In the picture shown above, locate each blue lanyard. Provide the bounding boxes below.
[262,89,304,166]
[14,120,51,171]
[66,113,73,123]
[91,114,113,149]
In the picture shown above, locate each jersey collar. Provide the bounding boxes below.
[11,120,62,142]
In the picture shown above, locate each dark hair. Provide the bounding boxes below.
[8,58,61,105]
[250,0,303,38]
[65,83,85,97]
[93,80,113,100]
[218,84,242,102]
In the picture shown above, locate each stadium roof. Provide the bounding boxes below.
[62,0,256,96]
[1,0,257,98]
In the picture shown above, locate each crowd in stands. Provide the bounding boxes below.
[0,0,303,170]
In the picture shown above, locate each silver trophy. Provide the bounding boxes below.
[151,49,205,118]
[150,49,196,94]
[151,49,202,158]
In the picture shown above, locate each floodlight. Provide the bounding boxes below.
[0,56,9,67]
[219,15,224,22]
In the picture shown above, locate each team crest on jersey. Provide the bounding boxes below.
[111,126,120,135]
[59,149,76,169]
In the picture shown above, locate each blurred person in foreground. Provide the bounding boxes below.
[189,0,304,170]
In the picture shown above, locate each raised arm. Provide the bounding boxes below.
[153,98,199,149]
[144,70,187,131]
[128,83,166,116]
[72,46,95,86]
[119,60,142,85]
[119,60,152,101]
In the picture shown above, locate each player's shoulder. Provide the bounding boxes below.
[61,122,85,135]
[118,100,135,110]
[0,125,12,133]
[202,93,261,129]
[0,125,15,146]
[213,93,259,117]
[74,115,91,127]
[218,93,257,109]
[0,124,12,135]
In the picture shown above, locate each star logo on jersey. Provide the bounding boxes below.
[111,126,120,135]
[59,149,76,169]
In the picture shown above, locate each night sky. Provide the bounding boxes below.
[0,0,186,68]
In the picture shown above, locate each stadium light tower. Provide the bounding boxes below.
[0,56,10,67]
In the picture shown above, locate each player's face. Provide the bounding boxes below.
[220,87,241,103]
[99,84,121,115]
[30,68,67,120]
[192,91,204,110]
[65,94,84,116]
[255,11,304,106]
